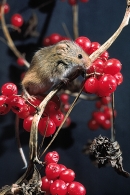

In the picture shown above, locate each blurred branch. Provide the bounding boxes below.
[0,0,30,68]
[72,4,79,39]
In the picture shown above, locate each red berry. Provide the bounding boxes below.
[23,115,33,132]
[44,151,59,165]
[17,58,25,66]
[11,13,23,27]
[9,96,26,114]
[38,117,56,137]
[41,176,52,193]
[101,119,111,130]
[45,101,60,115]
[93,111,106,125]
[49,110,64,127]
[95,100,102,109]
[67,181,86,195]
[45,163,61,180]
[27,96,44,115]
[17,104,30,119]
[101,96,111,105]
[0,3,10,14]
[75,36,91,54]
[59,169,75,183]
[60,93,69,104]
[100,51,109,62]
[1,83,17,97]
[104,58,122,75]
[87,59,104,75]
[68,0,77,5]
[63,117,71,128]
[97,74,117,97]
[103,107,116,119]
[59,164,67,172]
[0,95,10,115]
[49,33,62,45]
[114,72,123,85]
[43,36,51,46]
[87,119,99,130]
[61,36,70,41]
[51,95,61,109]
[63,103,70,112]
[88,42,100,55]
[50,179,67,195]
[84,77,99,94]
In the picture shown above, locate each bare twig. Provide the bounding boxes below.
[64,89,98,101]
[41,84,84,156]
[72,4,79,39]
[0,24,21,32]
[29,82,63,164]
[0,36,7,45]
[0,0,30,68]
[110,93,116,142]
[62,22,72,39]
[15,115,27,169]
[89,7,130,63]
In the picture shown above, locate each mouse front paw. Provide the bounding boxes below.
[60,78,70,85]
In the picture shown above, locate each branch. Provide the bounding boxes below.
[72,4,79,39]
[89,6,130,63]
[64,89,99,101]
[15,115,27,169]
[41,85,84,156]
[29,82,63,164]
[0,1,30,68]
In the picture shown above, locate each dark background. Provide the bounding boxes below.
[0,0,130,194]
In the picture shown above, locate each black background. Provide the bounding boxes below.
[0,0,130,194]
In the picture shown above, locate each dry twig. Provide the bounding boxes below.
[0,0,30,68]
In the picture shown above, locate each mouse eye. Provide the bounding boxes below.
[78,54,83,59]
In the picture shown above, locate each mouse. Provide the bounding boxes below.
[21,40,91,99]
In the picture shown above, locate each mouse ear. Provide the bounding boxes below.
[56,43,68,54]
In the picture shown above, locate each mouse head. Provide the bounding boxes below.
[55,40,91,70]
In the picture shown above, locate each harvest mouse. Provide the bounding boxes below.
[21,40,91,99]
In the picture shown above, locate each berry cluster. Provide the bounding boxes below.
[75,36,123,97]
[43,33,70,46]
[0,82,65,137]
[87,96,116,130]
[41,151,86,195]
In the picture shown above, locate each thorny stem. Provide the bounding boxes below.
[72,4,79,39]
[111,93,116,142]
[1,0,30,68]
[89,6,130,63]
